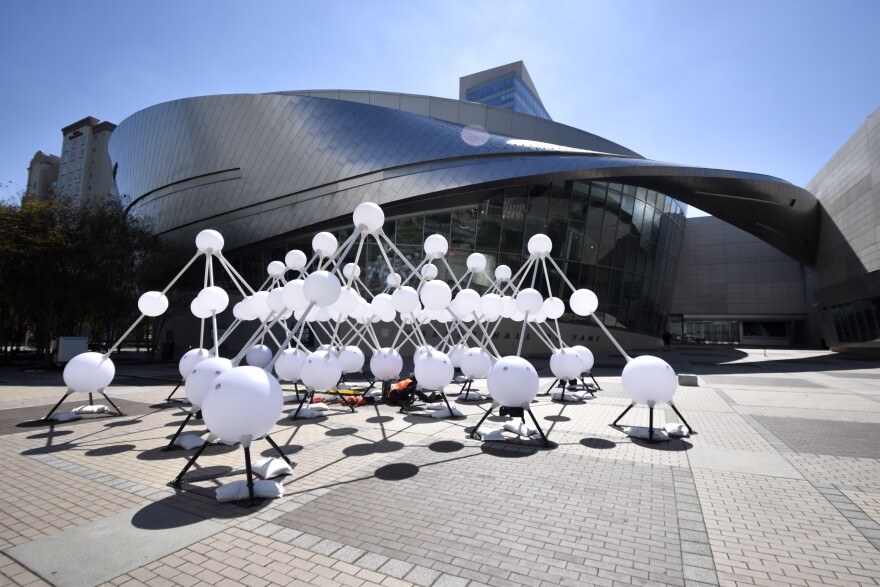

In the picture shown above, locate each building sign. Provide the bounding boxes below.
[67,130,83,140]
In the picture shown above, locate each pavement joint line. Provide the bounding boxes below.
[737,413,797,455]
[673,469,721,587]
[811,482,880,552]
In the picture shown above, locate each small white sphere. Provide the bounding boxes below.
[449,344,468,368]
[353,202,385,233]
[266,261,285,277]
[371,293,396,322]
[178,348,210,379]
[338,346,365,374]
[342,263,361,280]
[303,270,342,307]
[460,348,493,379]
[487,356,539,407]
[516,288,544,315]
[201,366,283,443]
[494,265,512,281]
[550,349,583,380]
[250,291,271,321]
[570,289,599,316]
[453,289,480,315]
[386,272,402,288]
[63,352,115,393]
[622,355,677,405]
[190,297,213,319]
[391,285,420,314]
[413,344,434,364]
[195,229,224,253]
[246,344,273,368]
[274,348,310,382]
[420,279,452,311]
[312,232,338,257]
[466,253,487,272]
[414,351,454,390]
[281,279,308,312]
[236,298,260,321]
[285,249,307,271]
[543,297,565,320]
[571,345,594,372]
[138,291,169,317]
[527,234,553,256]
[185,356,232,409]
[424,234,449,258]
[370,348,403,381]
[198,286,229,313]
[421,263,439,280]
[267,287,286,314]
[480,293,504,320]
[501,296,516,318]
[333,286,360,316]
[300,350,342,390]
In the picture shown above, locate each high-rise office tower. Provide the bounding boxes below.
[459,60,552,120]
[57,116,118,206]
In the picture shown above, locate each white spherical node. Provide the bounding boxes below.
[486,356,539,407]
[274,348,310,382]
[421,263,439,280]
[449,344,468,368]
[266,288,287,315]
[303,270,341,307]
[527,234,553,256]
[195,229,224,252]
[391,286,420,314]
[413,344,434,365]
[550,349,583,380]
[265,261,284,277]
[281,279,308,312]
[138,291,169,317]
[333,286,360,316]
[237,297,260,321]
[423,234,449,258]
[460,348,493,379]
[371,293,396,322]
[342,263,361,280]
[178,348,210,379]
[285,249,307,271]
[516,288,544,314]
[338,346,365,374]
[63,352,115,393]
[414,351,454,390]
[571,345,594,372]
[250,291,271,321]
[622,355,677,405]
[370,348,403,381]
[386,272,402,288]
[353,202,385,233]
[543,297,565,320]
[201,366,283,443]
[184,357,232,409]
[190,297,213,319]
[311,232,338,257]
[454,289,481,315]
[300,350,342,390]
[494,265,512,281]
[570,289,599,316]
[501,296,516,318]
[466,253,487,272]
[246,344,273,368]
[420,279,452,311]
[480,293,504,320]
[197,286,229,313]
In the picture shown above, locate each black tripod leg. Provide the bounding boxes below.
[540,378,558,396]
[165,411,194,450]
[649,405,654,442]
[100,391,124,416]
[264,435,292,464]
[441,391,454,415]
[244,445,255,506]
[291,389,312,419]
[612,402,636,427]
[172,439,210,487]
[89,393,94,406]
[165,380,183,402]
[669,402,695,435]
[526,409,549,447]
[44,391,73,420]
[590,372,602,391]
[470,406,495,438]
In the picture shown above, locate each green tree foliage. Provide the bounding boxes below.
[0,196,183,361]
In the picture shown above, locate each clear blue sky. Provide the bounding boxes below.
[2,0,878,216]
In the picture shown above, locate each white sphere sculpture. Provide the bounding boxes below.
[190,298,213,319]
[495,265,512,281]
[63,352,115,393]
[500,296,516,318]
[621,355,678,405]
[274,348,310,382]
[386,272,402,288]
[420,279,452,311]
[486,356,539,407]
[421,264,439,280]
[138,291,169,317]
[454,289,481,315]
[550,349,583,380]
[312,232,338,257]
[371,293,396,322]
[413,344,434,365]
[460,348,493,379]
[201,366,283,444]
[245,344,273,368]
[414,351,454,390]
[480,293,504,320]
[342,263,361,280]
[198,286,229,313]
[353,202,385,233]
[543,296,565,320]
[516,288,544,314]
[448,344,468,368]
[178,348,210,379]
[527,234,553,257]
[370,348,403,381]
[267,260,286,277]
[571,345,594,372]
[300,350,342,390]
[423,234,448,258]
[391,286,420,314]
[250,291,272,321]
[195,229,224,253]
[285,249,307,271]
[333,286,360,316]
[570,289,599,316]
[338,346,365,374]
[184,356,232,409]
[466,253,487,272]
[281,279,308,312]
[267,287,286,314]
[303,270,341,307]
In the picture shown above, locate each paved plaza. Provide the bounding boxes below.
[1,347,879,587]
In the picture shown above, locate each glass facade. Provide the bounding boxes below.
[832,297,880,343]
[465,73,552,120]
[234,180,686,340]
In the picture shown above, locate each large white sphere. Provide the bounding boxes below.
[370,348,403,381]
[386,272,402,288]
[455,289,481,315]
[267,260,286,277]
[178,348,210,379]
[266,287,286,314]
[338,346,365,374]
[190,298,213,319]
[333,286,360,316]
[543,297,565,320]
[570,289,599,316]
[413,344,434,365]
[285,249,307,271]
[138,291,169,317]
[423,234,448,258]
[246,344,273,368]
[303,271,341,307]
[391,286,420,314]
[201,366,283,443]
[420,280,452,310]
[63,352,115,393]
[421,264,439,280]
[300,350,342,390]
[353,202,385,233]
[235,299,259,321]
[312,232,338,257]
[480,293,504,320]
[527,234,553,256]
[448,344,468,368]
[550,349,583,380]
[414,351,454,390]
[494,265,512,281]
[500,296,516,318]
[516,288,544,314]
[195,229,224,253]
[486,356,539,407]
[571,345,594,372]
[342,263,361,280]
[274,348,310,382]
[198,286,229,313]
[466,253,487,272]
[622,355,677,405]
[281,279,308,312]
[371,293,396,322]
[250,291,271,321]
[185,356,232,409]
[460,348,493,379]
